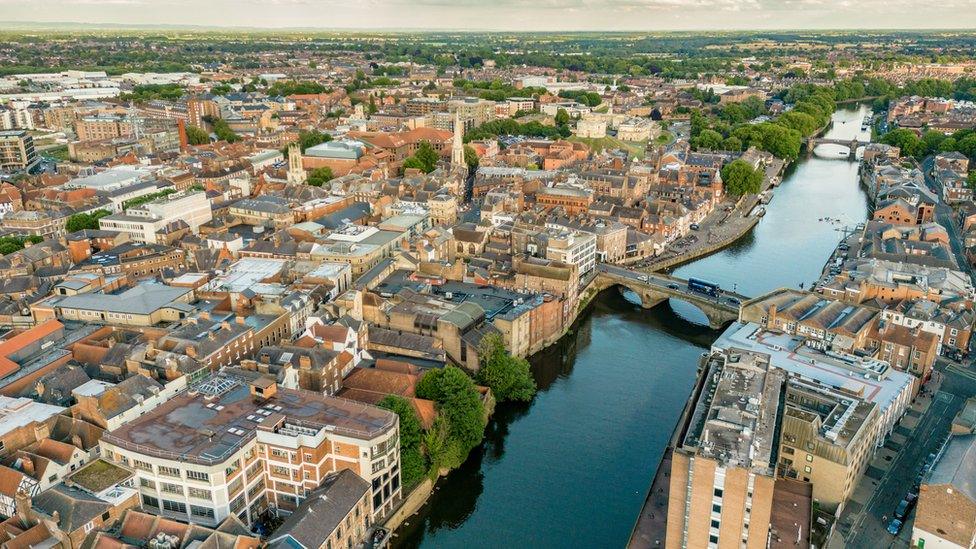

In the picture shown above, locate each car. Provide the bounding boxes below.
[894,494,917,519]
[887,518,903,535]
[728,297,741,305]
[667,283,680,290]
[690,223,700,230]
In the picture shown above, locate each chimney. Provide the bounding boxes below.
[220,321,231,331]
[14,489,32,528]
[249,377,277,399]
[186,345,197,358]
[299,355,312,370]
[236,315,246,325]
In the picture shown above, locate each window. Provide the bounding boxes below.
[806,454,814,462]
[188,487,211,500]
[709,535,719,544]
[230,495,246,514]
[271,465,290,477]
[161,483,183,495]
[83,522,95,533]
[190,506,215,519]
[271,448,289,459]
[710,519,720,529]
[228,476,244,497]
[138,477,153,489]
[713,488,723,498]
[133,460,153,472]
[804,466,812,474]
[142,495,159,508]
[712,504,721,514]
[186,470,209,482]
[158,466,180,478]
[162,500,187,514]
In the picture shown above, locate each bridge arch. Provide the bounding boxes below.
[590,271,741,330]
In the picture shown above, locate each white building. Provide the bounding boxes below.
[99,373,401,527]
[99,191,212,243]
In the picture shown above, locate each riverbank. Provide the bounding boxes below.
[640,156,785,272]
[393,103,875,549]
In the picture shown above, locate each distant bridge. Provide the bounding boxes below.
[593,264,748,329]
[805,137,865,159]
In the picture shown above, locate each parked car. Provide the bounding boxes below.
[667,283,680,290]
[690,223,700,231]
[887,518,903,535]
[895,494,918,520]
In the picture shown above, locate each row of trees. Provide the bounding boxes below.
[464,118,570,143]
[378,334,536,490]
[881,127,976,162]
[691,83,842,161]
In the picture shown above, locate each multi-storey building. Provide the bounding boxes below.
[99,191,212,243]
[666,350,785,549]
[75,114,134,141]
[99,371,401,528]
[0,130,38,172]
[777,376,878,510]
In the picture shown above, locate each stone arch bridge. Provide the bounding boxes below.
[592,265,748,330]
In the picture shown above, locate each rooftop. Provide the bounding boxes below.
[103,372,395,465]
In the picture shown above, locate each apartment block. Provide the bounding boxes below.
[99,372,401,529]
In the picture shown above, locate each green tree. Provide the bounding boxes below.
[476,333,536,402]
[721,159,764,196]
[65,209,110,232]
[298,130,332,152]
[402,141,440,174]
[463,145,479,169]
[306,167,333,187]
[555,108,570,126]
[921,130,947,155]
[880,128,923,158]
[969,171,976,191]
[691,129,723,150]
[416,366,486,454]
[185,125,210,146]
[378,395,426,488]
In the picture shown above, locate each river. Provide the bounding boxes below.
[392,104,873,549]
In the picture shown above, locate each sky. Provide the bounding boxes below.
[5,0,976,31]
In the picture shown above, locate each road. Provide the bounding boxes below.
[596,263,749,307]
[836,377,959,549]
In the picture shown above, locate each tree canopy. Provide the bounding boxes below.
[307,167,333,187]
[185,125,210,146]
[402,141,440,174]
[476,333,536,402]
[65,209,111,233]
[377,395,426,489]
[721,159,764,196]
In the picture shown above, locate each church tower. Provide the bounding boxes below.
[287,142,306,185]
[451,111,465,169]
